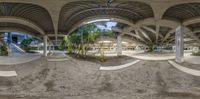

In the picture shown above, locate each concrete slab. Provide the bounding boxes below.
[99,60,140,70]
[184,53,200,64]
[0,71,17,77]
[47,58,68,62]
[168,60,200,76]
[126,53,175,60]
[0,53,41,65]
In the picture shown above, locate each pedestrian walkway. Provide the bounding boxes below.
[125,52,175,60]
[48,51,67,58]
[0,53,41,65]
[47,51,68,62]
[47,58,68,62]
[168,60,200,76]
[99,60,140,70]
[184,53,200,64]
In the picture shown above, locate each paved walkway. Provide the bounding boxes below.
[47,58,68,62]
[168,60,200,76]
[47,51,68,62]
[1,58,200,99]
[125,52,175,60]
[48,51,67,58]
[184,53,200,64]
[0,53,41,65]
[99,60,140,70]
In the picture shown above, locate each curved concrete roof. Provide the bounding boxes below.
[0,0,199,45]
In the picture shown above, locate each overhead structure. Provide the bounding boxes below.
[0,0,199,49]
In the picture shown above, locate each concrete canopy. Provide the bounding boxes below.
[0,0,199,45]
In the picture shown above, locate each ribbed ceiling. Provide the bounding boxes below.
[0,22,40,36]
[59,0,153,33]
[0,3,54,34]
[163,3,200,21]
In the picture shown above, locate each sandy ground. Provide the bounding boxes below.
[0,56,200,99]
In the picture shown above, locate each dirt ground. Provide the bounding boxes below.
[0,57,200,99]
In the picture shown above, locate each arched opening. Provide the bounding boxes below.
[163,3,200,63]
[0,2,54,34]
[58,1,154,34]
[60,18,144,64]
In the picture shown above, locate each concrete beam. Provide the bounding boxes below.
[68,15,134,34]
[183,16,200,26]
[112,28,147,44]
[162,27,177,43]
[138,28,152,43]
[0,16,45,35]
[0,27,35,36]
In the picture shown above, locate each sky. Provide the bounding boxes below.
[96,21,117,30]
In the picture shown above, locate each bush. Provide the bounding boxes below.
[192,51,200,56]
[20,38,35,52]
[0,42,8,56]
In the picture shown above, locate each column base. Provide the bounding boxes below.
[175,58,184,63]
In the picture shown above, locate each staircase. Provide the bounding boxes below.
[10,43,26,53]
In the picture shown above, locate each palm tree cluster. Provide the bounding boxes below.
[60,23,102,57]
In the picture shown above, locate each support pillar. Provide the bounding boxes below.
[7,32,12,44]
[43,35,48,56]
[116,33,122,56]
[175,26,184,63]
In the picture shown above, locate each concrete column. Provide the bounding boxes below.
[175,26,184,63]
[116,33,122,56]
[43,35,48,56]
[7,32,12,44]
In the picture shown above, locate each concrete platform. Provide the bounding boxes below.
[0,59,200,99]
[126,52,175,60]
[0,53,41,65]
[184,53,200,64]
[99,60,140,70]
[169,60,200,76]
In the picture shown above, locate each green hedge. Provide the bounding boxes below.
[192,51,200,56]
[0,43,8,56]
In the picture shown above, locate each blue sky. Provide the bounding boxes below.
[96,21,117,30]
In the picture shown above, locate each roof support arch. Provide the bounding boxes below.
[0,27,41,39]
[0,16,45,35]
[183,17,200,26]
[67,15,134,34]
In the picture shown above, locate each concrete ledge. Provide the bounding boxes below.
[168,60,200,76]
[0,71,17,77]
[129,55,175,60]
[99,60,140,71]
[47,58,68,62]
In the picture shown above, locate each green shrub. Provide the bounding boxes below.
[0,42,8,56]
[192,51,200,56]
[20,38,35,52]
